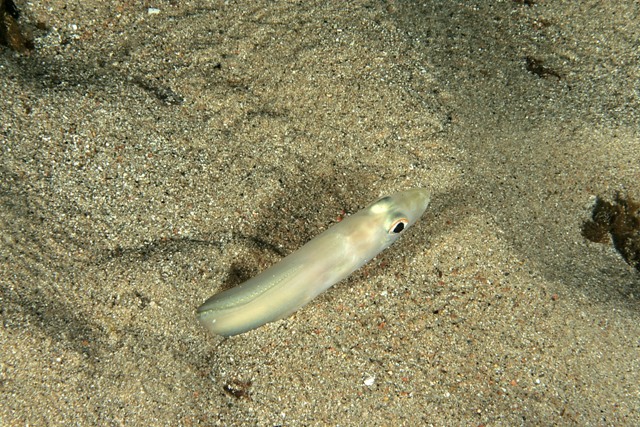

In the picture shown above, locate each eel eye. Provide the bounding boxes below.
[388,218,409,234]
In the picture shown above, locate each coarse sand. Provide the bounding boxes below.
[1,1,639,425]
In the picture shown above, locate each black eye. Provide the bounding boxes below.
[389,218,409,234]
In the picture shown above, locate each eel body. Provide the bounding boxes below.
[197,188,430,336]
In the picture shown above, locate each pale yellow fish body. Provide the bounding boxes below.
[197,188,430,336]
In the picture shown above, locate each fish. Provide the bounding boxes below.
[197,188,431,337]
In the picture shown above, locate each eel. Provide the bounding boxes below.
[197,188,431,336]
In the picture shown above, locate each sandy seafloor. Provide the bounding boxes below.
[1,0,639,425]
